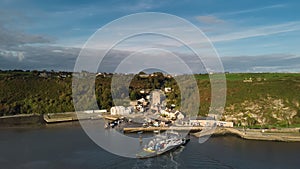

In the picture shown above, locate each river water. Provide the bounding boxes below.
[0,122,299,169]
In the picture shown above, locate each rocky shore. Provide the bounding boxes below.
[0,112,102,127]
[0,114,44,127]
[193,127,300,142]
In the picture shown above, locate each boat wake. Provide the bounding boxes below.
[170,152,179,169]
[132,147,184,169]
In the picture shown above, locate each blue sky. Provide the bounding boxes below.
[0,0,300,72]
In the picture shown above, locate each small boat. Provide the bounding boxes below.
[153,130,160,134]
[136,131,190,159]
[104,118,122,129]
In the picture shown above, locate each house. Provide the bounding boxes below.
[164,74,172,78]
[160,109,170,117]
[175,111,185,120]
[140,89,151,94]
[137,98,146,103]
[57,73,70,79]
[151,91,161,105]
[217,121,233,127]
[164,87,172,93]
[39,72,50,78]
[243,77,253,83]
[139,74,149,78]
[169,112,177,120]
[136,105,144,112]
[130,100,138,107]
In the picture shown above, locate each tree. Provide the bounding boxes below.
[130,90,138,100]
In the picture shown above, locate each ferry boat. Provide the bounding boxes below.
[136,131,190,159]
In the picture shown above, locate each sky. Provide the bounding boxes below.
[0,0,300,72]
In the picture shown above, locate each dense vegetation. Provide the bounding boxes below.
[1,70,300,127]
[0,70,73,115]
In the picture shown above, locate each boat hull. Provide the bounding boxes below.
[136,138,190,159]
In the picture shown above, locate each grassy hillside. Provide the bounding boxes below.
[0,70,299,128]
[193,73,300,127]
[224,73,300,127]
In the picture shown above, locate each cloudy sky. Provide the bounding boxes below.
[0,0,300,72]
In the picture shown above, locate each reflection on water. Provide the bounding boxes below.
[0,123,300,169]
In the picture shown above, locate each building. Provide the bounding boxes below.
[152,91,161,105]
[137,98,146,103]
[84,109,107,113]
[140,89,150,94]
[136,105,144,112]
[188,120,233,127]
[139,74,149,78]
[39,72,50,78]
[243,78,253,83]
[129,100,138,107]
[160,109,185,120]
[110,106,132,116]
[160,109,170,117]
[164,87,172,93]
[175,111,185,120]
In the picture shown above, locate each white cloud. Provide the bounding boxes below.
[196,15,225,24]
[0,49,25,61]
[221,4,287,16]
[211,21,300,42]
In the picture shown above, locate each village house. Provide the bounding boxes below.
[110,106,133,116]
[164,87,172,93]
[243,77,253,83]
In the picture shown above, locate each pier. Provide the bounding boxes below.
[43,112,103,123]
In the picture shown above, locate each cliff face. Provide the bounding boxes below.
[219,73,300,127]
[223,97,299,127]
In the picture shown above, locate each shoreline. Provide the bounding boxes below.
[193,127,300,142]
[2,114,300,142]
[0,112,103,127]
[0,114,44,127]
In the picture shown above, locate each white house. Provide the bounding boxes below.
[164,87,172,93]
[138,98,146,103]
[160,109,170,117]
[175,111,185,120]
[136,105,144,112]
[169,112,177,119]
[110,106,132,116]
